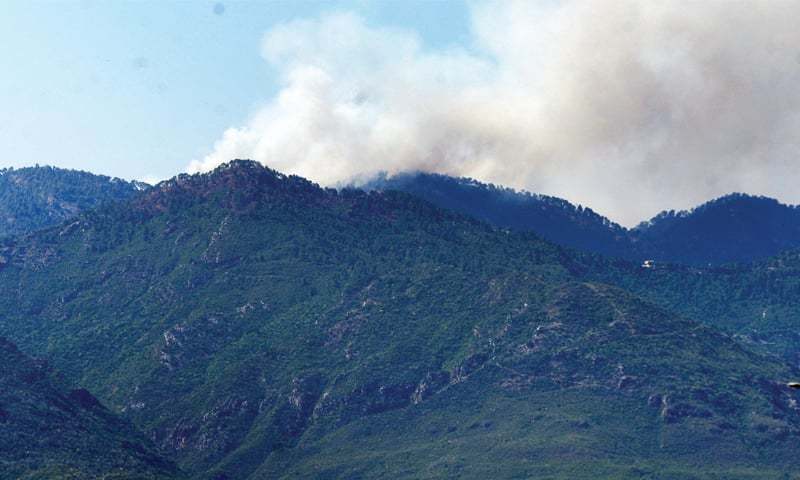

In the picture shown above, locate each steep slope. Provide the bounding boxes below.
[1,161,799,479]
[0,338,179,480]
[367,174,800,367]
[631,193,800,265]
[368,173,800,266]
[366,171,631,257]
[0,165,147,238]
[268,283,800,480]
[586,248,800,369]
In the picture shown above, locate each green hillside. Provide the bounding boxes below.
[367,172,800,374]
[0,161,799,479]
[0,337,179,479]
[0,165,146,238]
[580,251,800,368]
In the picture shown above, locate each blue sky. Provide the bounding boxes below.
[0,1,471,182]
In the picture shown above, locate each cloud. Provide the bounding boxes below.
[189,1,800,226]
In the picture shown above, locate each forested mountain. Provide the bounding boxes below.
[369,172,800,266]
[631,194,800,265]
[2,161,800,479]
[0,165,147,238]
[365,172,632,257]
[0,337,178,479]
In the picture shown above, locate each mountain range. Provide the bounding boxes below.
[6,165,800,268]
[367,172,800,266]
[1,161,800,478]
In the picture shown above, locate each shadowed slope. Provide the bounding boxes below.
[0,338,179,479]
[368,172,800,266]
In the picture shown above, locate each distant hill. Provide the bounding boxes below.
[0,165,147,238]
[365,172,632,257]
[0,337,178,479]
[368,172,800,265]
[2,161,800,479]
[631,193,800,265]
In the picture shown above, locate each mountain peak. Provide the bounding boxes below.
[139,160,322,210]
[638,193,789,228]
[629,192,800,265]
[168,159,301,190]
[212,158,271,173]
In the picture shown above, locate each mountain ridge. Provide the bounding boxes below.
[367,171,800,265]
[6,163,799,267]
[2,160,800,478]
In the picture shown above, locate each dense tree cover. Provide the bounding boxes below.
[0,165,146,238]
[366,171,631,257]
[369,172,800,266]
[2,161,800,479]
[369,171,800,370]
[0,338,179,479]
[630,193,800,265]
[583,248,800,368]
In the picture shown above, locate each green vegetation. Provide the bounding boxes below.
[369,172,800,266]
[629,193,800,266]
[0,165,145,238]
[366,171,630,258]
[0,337,179,479]
[1,161,799,478]
[585,249,800,367]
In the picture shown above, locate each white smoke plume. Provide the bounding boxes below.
[189,1,800,226]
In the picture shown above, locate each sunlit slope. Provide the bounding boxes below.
[0,161,798,479]
[0,165,146,238]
